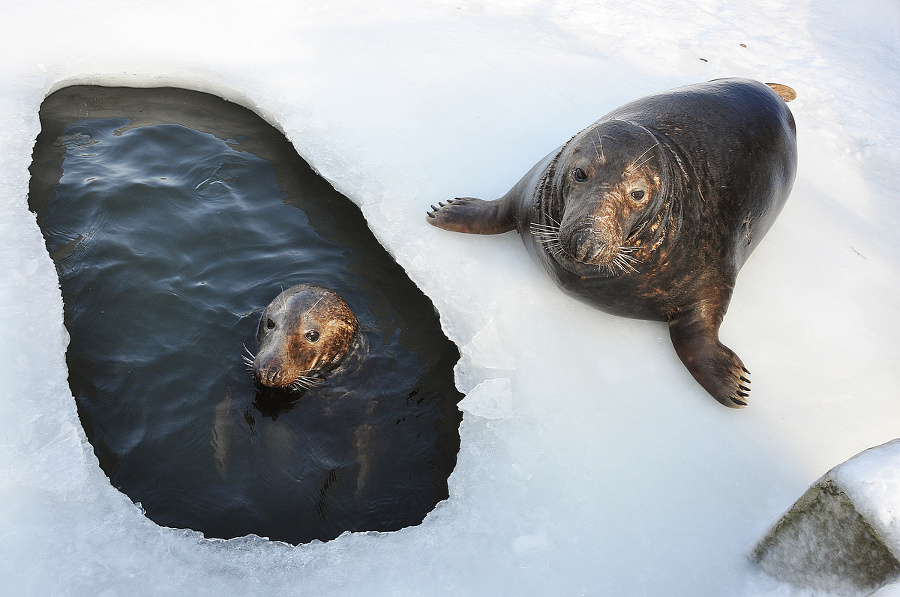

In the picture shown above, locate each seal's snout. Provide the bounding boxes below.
[566,227,598,262]
[252,357,281,388]
[563,226,585,258]
[562,221,618,265]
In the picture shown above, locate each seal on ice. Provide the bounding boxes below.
[427,78,797,407]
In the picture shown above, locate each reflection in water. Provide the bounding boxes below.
[28,86,462,544]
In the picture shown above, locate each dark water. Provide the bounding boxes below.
[28,86,462,544]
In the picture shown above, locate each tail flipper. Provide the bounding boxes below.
[766,83,797,102]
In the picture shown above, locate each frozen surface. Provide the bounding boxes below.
[1,0,899,595]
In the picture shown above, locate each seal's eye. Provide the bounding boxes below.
[630,190,646,201]
[266,318,275,330]
[573,167,588,182]
[305,330,320,343]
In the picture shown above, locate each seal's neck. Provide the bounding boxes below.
[321,331,368,382]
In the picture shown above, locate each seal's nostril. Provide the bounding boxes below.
[572,230,591,261]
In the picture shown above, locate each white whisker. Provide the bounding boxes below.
[531,218,565,259]
[290,374,325,392]
[628,145,656,171]
[302,296,324,321]
[539,214,560,227]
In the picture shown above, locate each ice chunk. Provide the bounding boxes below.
[458,377,513,420]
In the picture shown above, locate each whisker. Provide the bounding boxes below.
[290,374,325,392]
[549,242,565,258]
[302,296,324,321]
[529,226,558,234]
[530,220,565,259]
[628,145,656,171]
[543,212,561,227]
[631,154,655,171]
[617,254,639,273]
[290,379,309,391]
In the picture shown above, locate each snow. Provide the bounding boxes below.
[1,0,899,595]
[831,440,900,561]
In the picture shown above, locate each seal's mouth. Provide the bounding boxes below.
[570,235,639,274]
[243,345,324,393]
[254,367,324,393]
[530,219,639,275]
[565,223,619,264]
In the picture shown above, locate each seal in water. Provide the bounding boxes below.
[427,78,797,408]
[246,283,364,392]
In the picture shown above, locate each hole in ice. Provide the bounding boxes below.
[28,85,463,545]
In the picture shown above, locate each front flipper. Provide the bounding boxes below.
[426,196,517,235]
[669,312,751,408]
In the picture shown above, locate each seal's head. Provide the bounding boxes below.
[249,283,359,392]
[549,120,678,275]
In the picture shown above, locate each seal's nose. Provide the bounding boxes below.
[572,229,592,261]
[564,226,597,262]
[252,358,282,388]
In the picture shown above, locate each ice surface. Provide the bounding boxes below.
[1,0,899,595]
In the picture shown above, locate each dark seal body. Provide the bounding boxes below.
[427,78,797,407]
